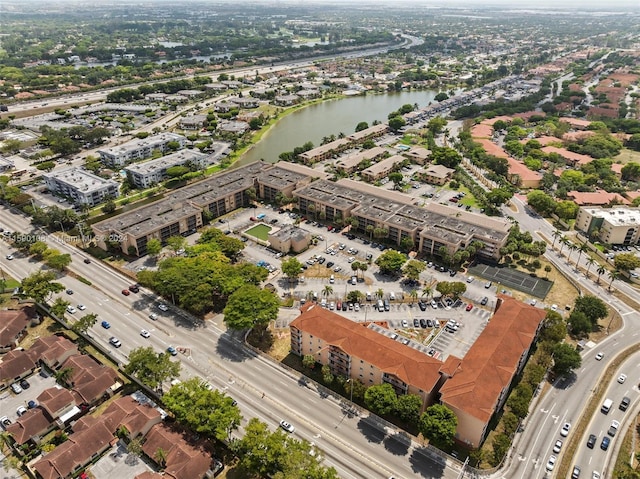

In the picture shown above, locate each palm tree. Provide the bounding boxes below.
[576,243,589,267]
[375,288,384,300]
[596,265,606,284]
[559,237,569,255]
[154,447,167,467]
[421,286,432,300]
[585,257,596,278]
[567,243,577,264]
[409,289,418,304]
[359,263,368,279]
[55,367,74,386]
[365,224,374,240]
[322,285,333,299]
[551,230,562,249]
[608,270,619,291]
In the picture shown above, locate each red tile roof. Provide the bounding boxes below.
[507,158,542,183]
[567,190,629,206]
[471,124,494,139]
[542,146,593,166]
[6,408,53,445]
[142,424,213,479]
[440,296,546,423]
[291,304,444,393]
[0,308,31,348]
[475,139,509,159]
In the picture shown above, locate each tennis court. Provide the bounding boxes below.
[468,263,553,299]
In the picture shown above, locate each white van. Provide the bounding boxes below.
[601,398,613,414]
[377,299,384,311]
[366,292,372,301]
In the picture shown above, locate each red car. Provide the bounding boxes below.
[465,303,473,311]
[121,289,130,296]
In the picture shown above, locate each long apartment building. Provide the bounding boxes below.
[291,295,545,448]
[124,144,230,189]
[43,167,120,206]
[97,133,188,168]
[92,161,321,256]
[293,178,511,260]
[298,124,390,165]
[93,159,509,259]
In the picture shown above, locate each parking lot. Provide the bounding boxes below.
[1,369,57,428]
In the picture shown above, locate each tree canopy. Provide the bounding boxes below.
[21,270,65,303]
[233,418,338,479]
[124,346,181,391]
[163,378,242,441]
[374,249,407,275]
[551,343,582,376]
[418,404,458,448]
[223,284,280,330]
[364,383,398,416]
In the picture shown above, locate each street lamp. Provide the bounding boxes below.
[345,378,354,410]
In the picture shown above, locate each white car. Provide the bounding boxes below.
[546,455,557,472]
[553,439,563,453]
[6,254,14,260]
[16,406,27,417]
[560,422,571,437]
[595,352,604,361]
[158,304,169,312]
[10,383,22,394]
[77,304,86,311]
[618,373,627,384]
[592,472,601,479]
[66,305,77,314]
[140,329,150,338]
[279,420,295,433]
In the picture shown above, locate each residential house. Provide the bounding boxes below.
[402,146,431,165]
[142,424,215,479]
[419,164,455,185]
[567,189,629,207]
[334,147,387,175]
[0,307,34,353]
[506,158,542,189]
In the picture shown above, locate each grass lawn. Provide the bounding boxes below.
[244,223,272,241]
[614,147,640,164]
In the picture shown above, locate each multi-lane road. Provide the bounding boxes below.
[497,196,640,479]
[0,204,461,479]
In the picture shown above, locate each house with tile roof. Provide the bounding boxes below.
[6,409,56,446]
[0,307,33,353]
[541,146,593,167]
[439,295,546,447]
[141,424,214,479]
[57,354,122,405]
[567,189,629,207]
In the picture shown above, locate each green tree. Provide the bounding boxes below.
[146,238,162,257]
[551,343,582,376]
[573,295,608,326]
[539,311,567,343]
[124,346,181,391]
[302,355,316,369]
[321,364,334,385]
[29,241,49,258]
[568,310,592,337]
[45,252,72,271]
[21,270,64,303]
[166,236,187,255]
[418,404,458,448]
[71,313,98,335]
[101,198,116,214]
[613,252,640,272]
[431,146,462,168]
[163,378,242,441]
[506,383,533,419]
[388,172,404,190]
[486,188,512,207]
[50,297,71,318]
[491,433,510,466]
[223,285,280,330]
[281,257,304,282]
[526,190,556,216]
[402,259,425,281]
[395,394,422,423]
[374,250,407,275]
[364,383,397,416]
[388,116,406,132]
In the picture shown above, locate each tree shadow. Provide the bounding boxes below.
[382,431,411,456]
[214,330,256,363]
[408,445,447,478]
[356,417,387,445]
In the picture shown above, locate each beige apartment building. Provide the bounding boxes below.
[291,295,545,448]
[334,146,387,174]
[419,164,455,185]
[360,154,405,182]
[294,178,510,260]
[290,304,447,409]
[440,296,546,447]
[575,206,640,245]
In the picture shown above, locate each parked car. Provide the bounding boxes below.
[16,406,27,417]
[10,383,22,394]
[480,297,488,306]
[158,304,169,311]
[465,303,473,311]
[418,301,427,311]
[19,379,30,390]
